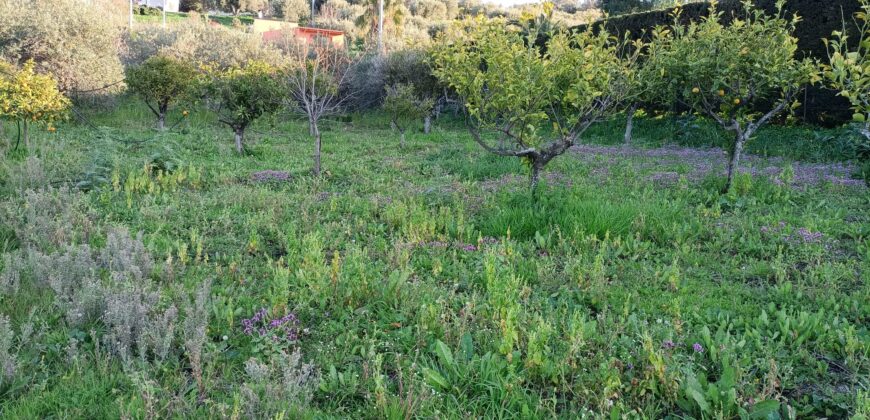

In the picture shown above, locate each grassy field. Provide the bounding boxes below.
[0,98,867,418]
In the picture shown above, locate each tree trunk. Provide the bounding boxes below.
[313,123,322,176]
[724,133,747,193]
[623,103,637,145]
[22,120,29,151]
[423,115,432,134]
[309,120,315,136]
[234,127,244,154]
[529,160,543,198]
[157,113,165,131]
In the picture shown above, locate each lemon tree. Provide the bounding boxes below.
[0,60,70,151]
[432,18,637,193]
[126,56,198,131]
[645,1,819,192]
[825,0,870,159]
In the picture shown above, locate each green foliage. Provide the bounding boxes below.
[0,0,125,98]
[201,61,282,153]
[126,56,198,130]
[644,0,819,191]
[383,83,433,145]
[0,60,71,150]
[825,0,870,159]
[432,17,637,191]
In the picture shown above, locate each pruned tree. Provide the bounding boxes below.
[432,18,638,193]
[284,44,356,176]
[645,1,819,192]
[0,60,70,151]
[201,61,282,154]
[126,56,198,131]
[383,83,433,147]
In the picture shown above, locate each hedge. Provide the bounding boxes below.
[573,0,862,126]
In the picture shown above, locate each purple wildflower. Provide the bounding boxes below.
[662,340,675,350]
[692,343,704,353]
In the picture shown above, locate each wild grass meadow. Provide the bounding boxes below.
[0,100,867,418]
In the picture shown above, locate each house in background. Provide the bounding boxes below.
[256,18,346,49]
[139,0,179,13]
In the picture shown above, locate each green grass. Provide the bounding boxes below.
[133,11,255,27]
[0,97,867,418]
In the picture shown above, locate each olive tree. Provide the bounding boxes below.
[432,18,637,192]
[201,61,282,154]
[645,1,819,192]
[284,44,356,177]
[383,83,434,147]
[126,56,198,131]
[0,0,125,98]
[0,60,70,151]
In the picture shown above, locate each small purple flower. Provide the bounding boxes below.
[626,362,634,370]
[692,343,704,353]
[662,340,675,349]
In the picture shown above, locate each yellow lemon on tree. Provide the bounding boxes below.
[718,89,725,97]
[47,126,56,133]
[733,98,741,105]
[182,110,189,117]
[692,87,700,94]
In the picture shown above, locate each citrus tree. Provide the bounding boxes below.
[432,18,638,192]
[824,0,870,160]
[126,56,198,131]
[0,60,70,151]
[201,61,282,154]
[645,1,819,192]
[383,83,434,147]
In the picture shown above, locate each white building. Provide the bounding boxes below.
[139,0,179,13]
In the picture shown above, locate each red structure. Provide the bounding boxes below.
[262,27,346,48]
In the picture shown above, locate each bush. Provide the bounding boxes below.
[0,0,125,99]
[1,186,93,253]
[383,83,433,146]
[124,19,283,70]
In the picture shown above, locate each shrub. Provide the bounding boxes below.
[240,349,319,417]
[383,49,443,132]
[273,0,310,22]
[182,279,212,404]
[644,1,818,192]
[0,0,125,99]
[201,61,283,154]
[432,18,638,193]
[383,83,433,147]
[125,56,198,131]
[1,186,93,253]
[124,19,283,70]
[0,60,71,151]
